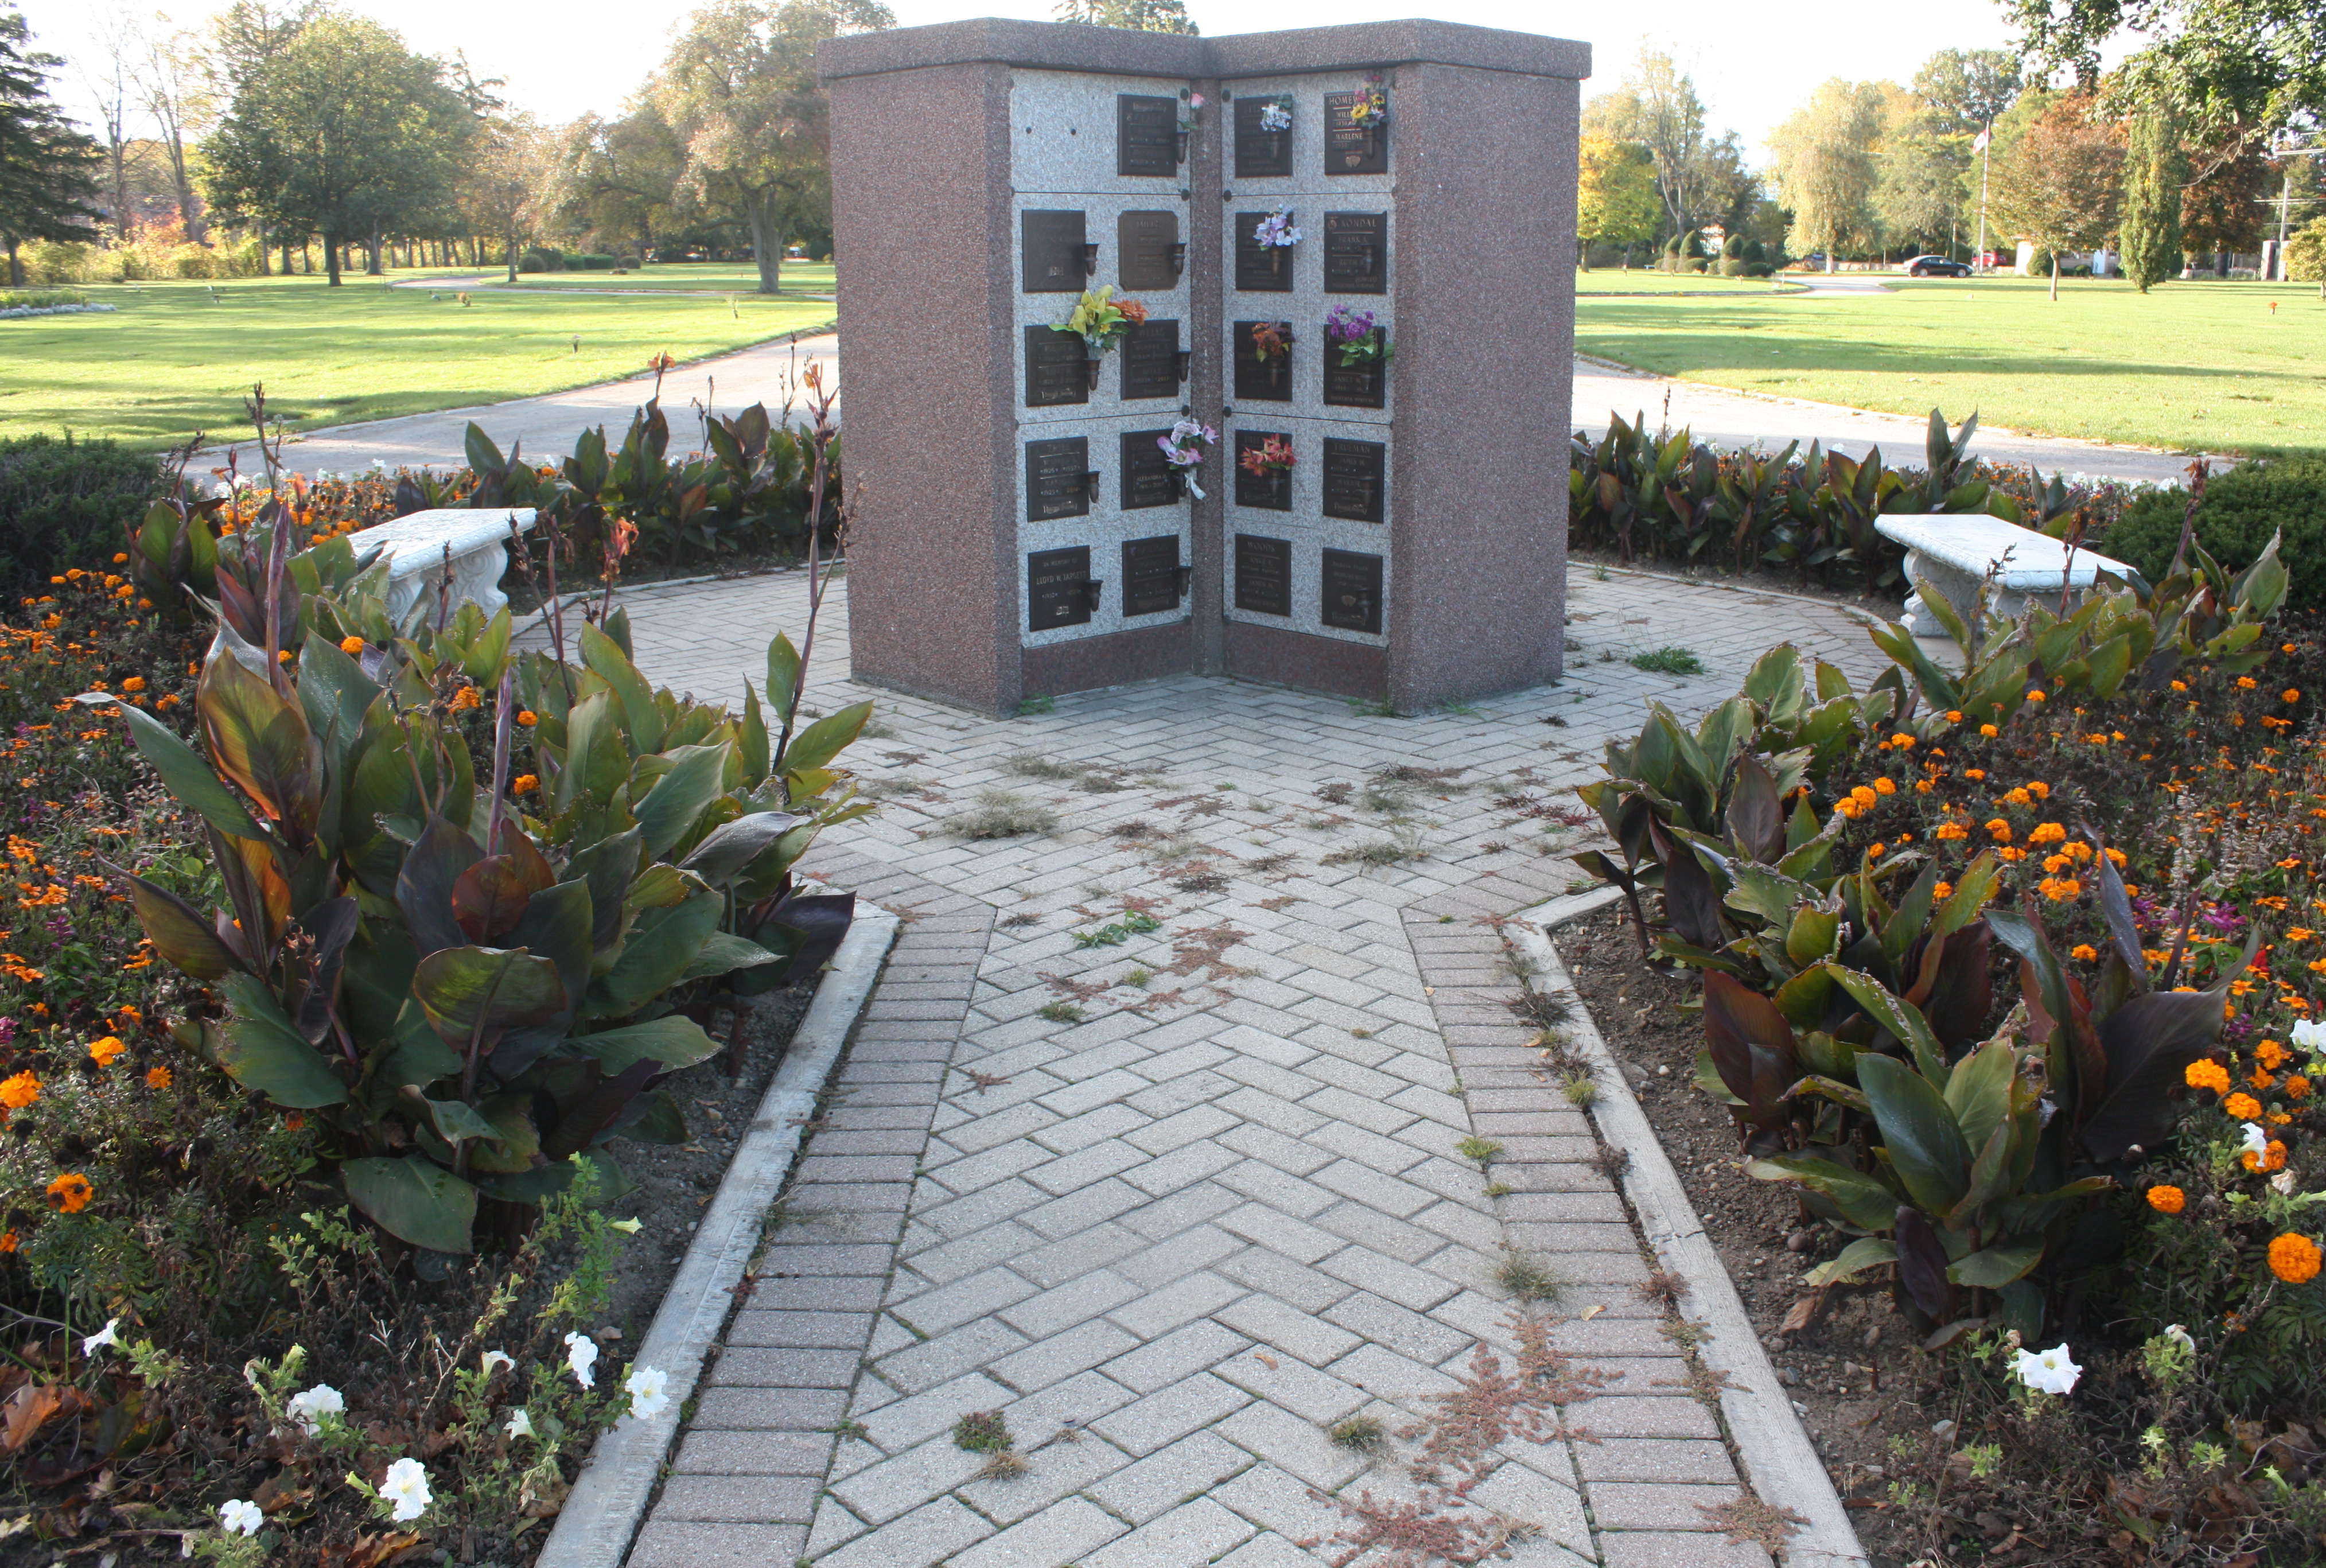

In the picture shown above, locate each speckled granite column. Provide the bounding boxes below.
[821,20,1585,715]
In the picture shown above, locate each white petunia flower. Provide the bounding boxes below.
[564,1330,598,1389]
[2164,1324,2196,1355]
[626,1364,671,1422]
[2240,1122,2270,1160]
[480,1349,514,1378]
[504,1407,535,1439]
[81,1318,119,1356]
[286,1383,345,1435]
[379,1457,431,1523]
[218,1499,264,1537]
[2013,1342,2082,1395]
[2292,1018,2326,1053]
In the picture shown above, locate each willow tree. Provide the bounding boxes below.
[1771,79,1887,270]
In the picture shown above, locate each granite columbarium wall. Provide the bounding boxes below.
[822,18,1585,713]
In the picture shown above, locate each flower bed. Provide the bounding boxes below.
[1570,540,2326,1562]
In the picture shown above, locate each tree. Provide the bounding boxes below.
[1577,133,1659,258]
[2118,108,2187,290]
[1053,0,1195,29]
[85,7,136,239]
[2180,133,2269,263]
[1693,132,1765,237]
[197,0,318,272]
[467,115,562,281]
[1990,92,2125,298]
[1877,87,1967,256]
[1771,79,1887,269]
[2286,213,2326,293]
[2001,0,2326,134]
[652,0,893,297]
[0,1,102,285]
[206,13,471,285]
[131,15,209,239]
[1589,51,1710,239]
[562,107,684,264]
[1911,48,2022,137]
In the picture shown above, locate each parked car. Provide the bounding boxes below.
[1907,255,1973,277]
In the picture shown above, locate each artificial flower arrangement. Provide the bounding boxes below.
[1053,287,1150,387]
[1157,419,1219,499]
[1239,434,1296,478]
[1250,320,1293,362]
[1348,73,1389,132]
[1253,207,1302,260]
[1324,304,1394,371]
[1259,98,1293,134]
[1178,90,1205,135]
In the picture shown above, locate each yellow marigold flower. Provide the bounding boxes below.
[2226,1091,2263,1120]
[2186,1060,2231,1094]
[87,1036,124,1067]
[45,1173,92,1214]
[1986,819,2013,842]
[1933,881,1953,900]
[518,710,538,727]
[1873,777,1896,795]
[340,635,366,655]
[0,1070,38,1110]
[2269,1234,2323,1284]
[145,1065,171,1090]
[512,774,540,795]
[2071,944,2099,962]
[2147,1185,2185,1214]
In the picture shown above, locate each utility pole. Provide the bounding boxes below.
[2267,127,2321,281]
[1973,123,1992,273]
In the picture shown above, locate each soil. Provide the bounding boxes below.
[1557,904,1931,1568]
[594,982,818,1344]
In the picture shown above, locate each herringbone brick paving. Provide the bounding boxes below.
[544,567,1886,1566]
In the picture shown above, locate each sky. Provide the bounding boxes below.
[13,0,2024,162]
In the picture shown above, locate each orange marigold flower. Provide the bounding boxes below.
[2238,676,2259,691]
[1889,733,1915,750]
[1850,785,1879,810]
[284,1112,305,1131]
[2251,1064,2277,1090]
[87,1036,123,1067]
[2040,877,2082,902]
[1933,881,1954,900]
[144,1065,171,1090]
[2147,1185,2186,1214]
[2029,822,2068,845]
[1866,842,1885,858]
[2005,787,2033,805]
[0,1230,17,1252]
[2246,1139,2290,1172]
[1873,777,1896,795]
[2226,1092,2263,1120]
[2028,689,2047,703]
[2286,690,2302,703]
[2071,944,2099,962]
[2289,1075,2313,1099]
[1987,819,2013,842]
[512,774,540,795]
[340,635,366,655]
[45,1173,92,1214]
[449,686,481,712]
[0,1071,38,1110]
[1979,723,2000,737]
[2269,1234,2323,1283]
[276,650,292,664]
[1945,710,1963,722]
[1935,822,1969,841]
[119,676,145,693]
[2186,1060,2232,1094]
[2027,782,2051,799]
[1965,768,1986,780]
[1998,846,2027,862]
[518,710,538,727]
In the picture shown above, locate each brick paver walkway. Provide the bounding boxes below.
[542,567,1887,1567]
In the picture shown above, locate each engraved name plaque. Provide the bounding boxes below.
[1323,211,1387,294]
[1028,546,1093,632]
[1324,92,1388,174]
[1233,322,1294,403]
[1122,534,1183,617]
[1118,210,1182,291]
[1025,437,1091,523]
[1234,534,1293,617]
[1234,431,1294,511]
[1235,212,1296,293]
[1234,96,1294,178]
[1321,547,1384,633]
[1121,429,1181,509]
[1320,438,1386,523]
[1024,326,1092,408]
[1120,320,1182,401]
[1321,350,1385,410]
[1021,209,1087,293]
[1117,94,1178,177]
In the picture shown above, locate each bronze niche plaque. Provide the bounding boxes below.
[1324,92,1388,174]
[1234,430,1294,512]
[1028,546,1093,632]
[1234,213,1295,293]
[1121,429,1180,509]
[1025,437,1091,523]
[1321,349,1385,410]
[1021,209,1087,293]
[1117,94,1178,177]
[1320,438,1386,523]
[1234,534,1293,617]
[1232,322,1294,403]
[1024,326,1091,408]
[1122,534,1183,617]
[1321,547,1383,633]
[1323,212,1387,294]
[1119,320,1183,401]
[1118,211,1182,291]
[1234,95,1294,178]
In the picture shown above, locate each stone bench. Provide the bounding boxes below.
[352,508,537,626]
[1875,514,2140,637]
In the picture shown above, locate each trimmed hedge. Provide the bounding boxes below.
[0,435,163,594]
[2099,455,2326,610]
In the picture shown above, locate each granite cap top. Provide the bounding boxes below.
[819,16,1588,84]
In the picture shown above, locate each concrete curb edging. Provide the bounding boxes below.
[535,902,901,1568]
[1512,889,1871,1568]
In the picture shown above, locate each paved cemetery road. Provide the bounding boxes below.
[228,329,2206,487]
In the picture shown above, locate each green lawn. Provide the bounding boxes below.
[0,270,835,449]
[498,262,835,294]
[1574,275,2326,456]
[1575,269,1798,295]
